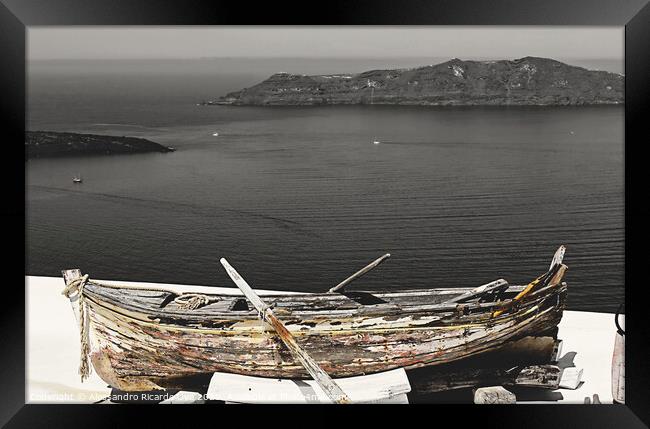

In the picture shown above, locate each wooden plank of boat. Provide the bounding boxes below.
[549,245,566,271]
[492,246,567,317]
[81,280,541,322]
[220,258,351,404]
[328,253,391,293]
[206,367,410,404]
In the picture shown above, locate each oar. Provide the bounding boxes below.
[328,253,391,294]
[443,278,509,304]
[220,258,351,404]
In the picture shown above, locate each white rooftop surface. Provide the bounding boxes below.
[26,275,622,404]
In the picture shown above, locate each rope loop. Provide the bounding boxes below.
[173,293,211,310]
[61,274,92,382]
[61,274,89,298]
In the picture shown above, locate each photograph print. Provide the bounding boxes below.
[25,26,624,405]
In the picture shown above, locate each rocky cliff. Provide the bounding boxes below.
[211,57,623,106]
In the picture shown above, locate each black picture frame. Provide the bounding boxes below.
[3,0,649,426]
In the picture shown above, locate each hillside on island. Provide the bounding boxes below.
[26,131,175,159]
[210,57,623,106]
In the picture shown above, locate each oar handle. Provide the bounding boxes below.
[328,253,391,294]
[220,258,351,404]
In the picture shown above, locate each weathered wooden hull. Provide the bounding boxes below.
[67,267,567,391]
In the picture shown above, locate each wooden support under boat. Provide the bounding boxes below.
[559,367,583,390]
[407,335,563,394]
[473,386,516,404]
[207,368,410,404]
[220,258,351,404]
[411,364,562,395]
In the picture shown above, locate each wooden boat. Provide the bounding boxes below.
[61,246,568,392]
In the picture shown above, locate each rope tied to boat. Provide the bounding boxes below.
[62,275,215,381]
[61,274,91,382]
[173,293,211,310]
[61,274,89,299]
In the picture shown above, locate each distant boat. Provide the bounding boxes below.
[212,132,219,137]
[72,174,82,183]
[373,140,381,145]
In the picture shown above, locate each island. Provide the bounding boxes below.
[26,131,175,159]
[207,57,623,106]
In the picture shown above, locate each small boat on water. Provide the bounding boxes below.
[61,246,567,393]
[72,175,82,183]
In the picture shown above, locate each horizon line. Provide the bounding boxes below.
[29,55,623,61]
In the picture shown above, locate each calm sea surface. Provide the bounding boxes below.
[26,58,624,311]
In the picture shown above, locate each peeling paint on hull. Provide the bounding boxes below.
[73,275,567,391]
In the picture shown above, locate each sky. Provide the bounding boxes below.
[28,26,623,61]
